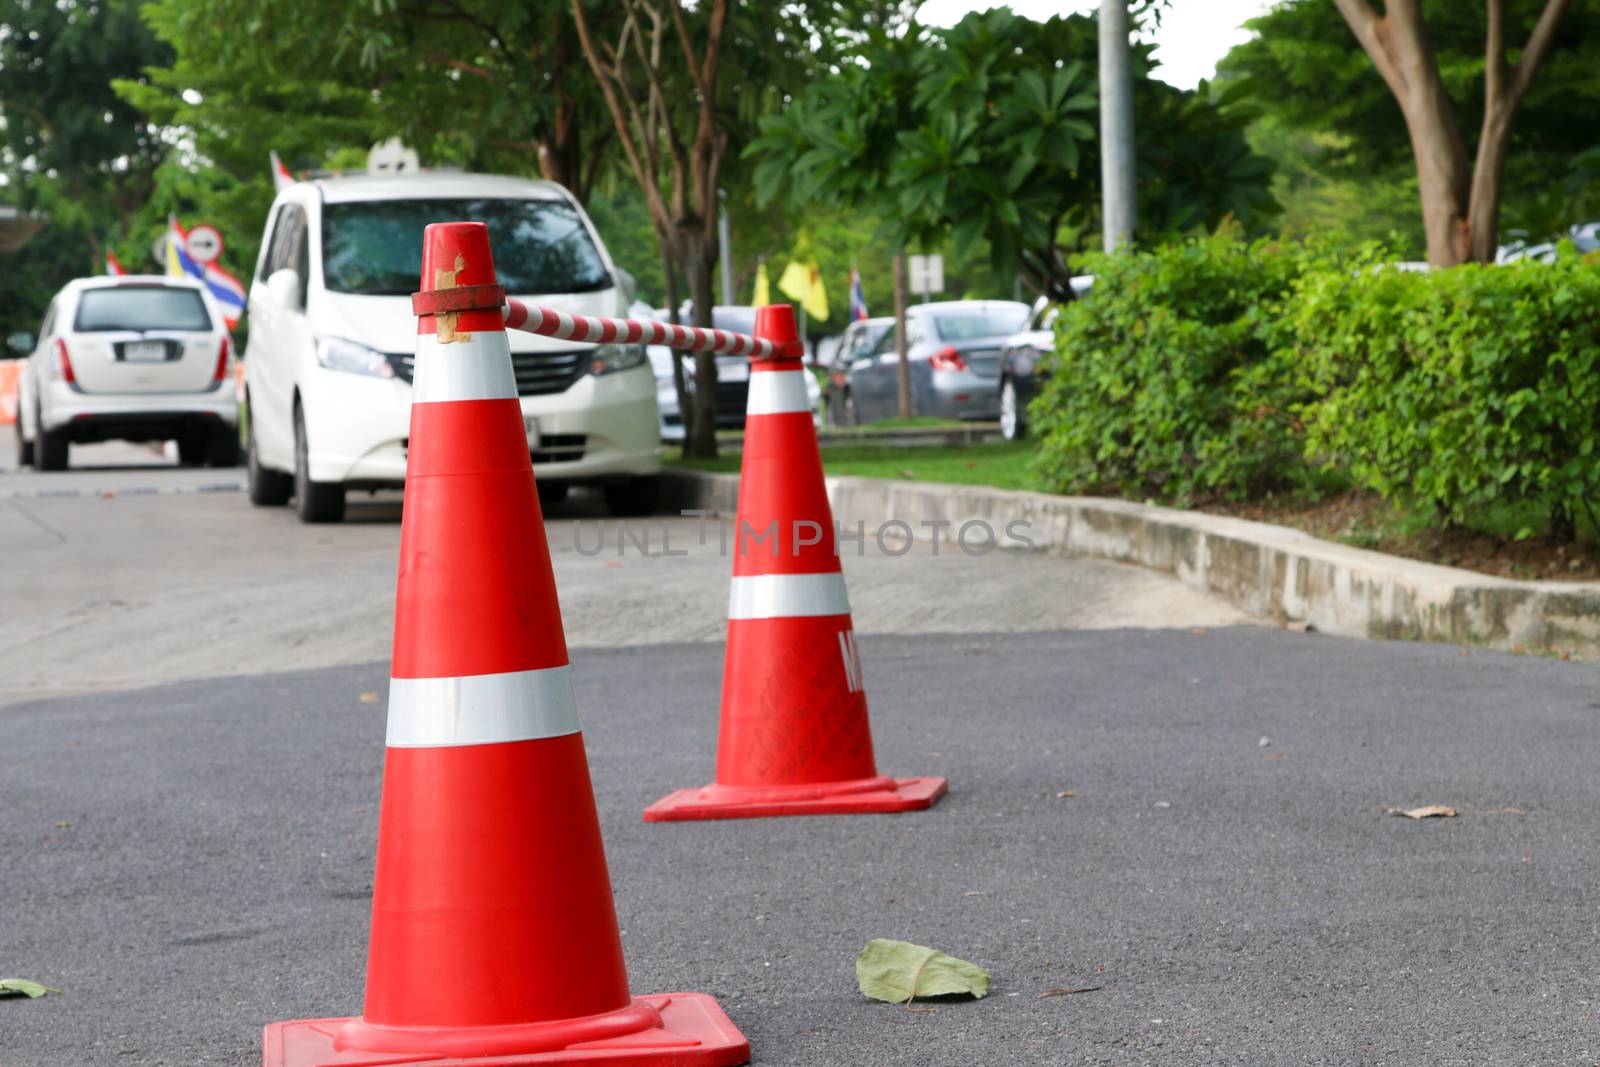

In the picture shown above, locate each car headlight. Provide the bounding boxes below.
[590,342,646,376]
[316,336,394,379]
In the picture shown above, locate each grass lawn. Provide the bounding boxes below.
[669,439,1041,490]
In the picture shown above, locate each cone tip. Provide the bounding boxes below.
[420,222,497,291]
[754,304,804,359]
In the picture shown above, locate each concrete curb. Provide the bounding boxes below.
[661,468,1600,656]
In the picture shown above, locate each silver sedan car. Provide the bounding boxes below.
[843,300,1029,423]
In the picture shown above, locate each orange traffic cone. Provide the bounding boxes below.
[263,222,749,1066]
[644,305,948,821]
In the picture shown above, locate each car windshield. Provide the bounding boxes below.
[932,306,1029,341]
[74,287,211,332]
[321,198,611,296]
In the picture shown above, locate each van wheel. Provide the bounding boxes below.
[293,401,345,523]
[36,411,68,471]
[537,481,569,508]
[246,398,292,506]
[604,476,659,517]
[15,421,33,468]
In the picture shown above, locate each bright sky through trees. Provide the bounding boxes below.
[920,0,1275,89]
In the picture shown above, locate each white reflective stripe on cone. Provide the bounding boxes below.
[411,332,517,404]
[386,664,579,747]
[728,571,851,620]
[745,370,810,416]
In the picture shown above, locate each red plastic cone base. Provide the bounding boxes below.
[263,993,750,1066]
[644,774,948,822]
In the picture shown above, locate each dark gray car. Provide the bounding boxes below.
[844,300,1029,423]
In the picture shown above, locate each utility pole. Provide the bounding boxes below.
[717,190,733,308]
[1099,0,1137,252]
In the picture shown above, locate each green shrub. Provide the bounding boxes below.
[1031,229,1367,504]
[1292,251,1600,538]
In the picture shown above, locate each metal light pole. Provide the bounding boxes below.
[1099,0,1137,252]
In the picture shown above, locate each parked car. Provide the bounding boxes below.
[242,171,659,522]
[649,304,819,441]
[844,300,1029,424]
[997,276,1094,441]
[12,275,238,471]
[825,317,891,426]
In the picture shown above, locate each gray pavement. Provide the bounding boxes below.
[3,628,1596,1065]
[0,424,1251,705]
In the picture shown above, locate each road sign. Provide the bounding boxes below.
[908,254,944,297]
[368,137,420,174]
[185,225,224,265]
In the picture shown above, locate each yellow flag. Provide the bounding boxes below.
[777,259,829,322]
[752,258,771,306]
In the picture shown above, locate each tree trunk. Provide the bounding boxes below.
[893,251,912,419]
[1333,0,1571,266]
[681,229,720,459]
[661,240,693,449]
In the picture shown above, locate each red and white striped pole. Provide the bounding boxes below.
[262,222,749,1066]
[644,304,949,820]
[504,297,777,357]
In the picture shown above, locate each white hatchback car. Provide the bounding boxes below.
[243,171,660,522]
[13,275,238,471]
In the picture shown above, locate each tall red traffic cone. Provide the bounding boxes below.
[644,305,948,821]
[263,222,749,1066]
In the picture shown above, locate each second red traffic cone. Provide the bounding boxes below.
[644,305,948,821]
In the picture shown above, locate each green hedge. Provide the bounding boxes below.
[1030,231,1354,503]
[1293,255,1600,537]
[1031,230,1600,539]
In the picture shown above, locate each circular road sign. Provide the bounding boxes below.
[185,225,224,265]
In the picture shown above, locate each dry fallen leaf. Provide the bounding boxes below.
[1390,805,1457,819]
[1037,986,1103,999]
[358,692,379,703]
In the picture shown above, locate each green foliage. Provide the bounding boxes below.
[1293,251,1600,536]
[748,9,1276,303]
[1033,228,1600,542]
[1031,229,1354,505]
[1219,0,1600,247]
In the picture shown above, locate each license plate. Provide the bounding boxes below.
[124,341,167,363]
[719,361,749,382]
[524,416,541,451]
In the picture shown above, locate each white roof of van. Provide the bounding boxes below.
[313,172,572,204]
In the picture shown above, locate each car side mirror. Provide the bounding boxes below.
[267,268,302,311]
[6,331,35,355]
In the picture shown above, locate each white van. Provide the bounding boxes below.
[242,172,660,522]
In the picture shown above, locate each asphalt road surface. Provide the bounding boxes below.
[0,425,1251,704]
[4,629,1596,1066]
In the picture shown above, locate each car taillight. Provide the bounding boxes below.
[213,336,231,383]
[53,338,76,384]
[929,346,968,372]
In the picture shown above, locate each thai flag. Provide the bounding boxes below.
[270,150,295,192]
[167,216,245,330]
[848,267,869,321]
[105,249,127,276]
